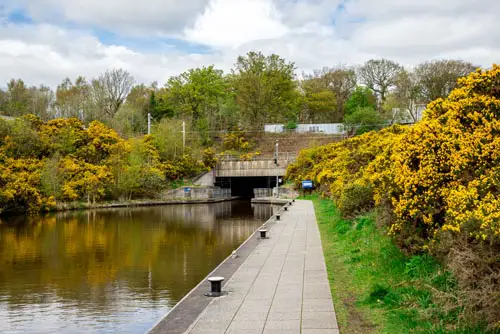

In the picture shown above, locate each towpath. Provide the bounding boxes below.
[183,200,338,334]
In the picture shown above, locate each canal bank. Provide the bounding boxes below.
[149,200,338,334]
[54,196,241,212]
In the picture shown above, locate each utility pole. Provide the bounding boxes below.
[147,113,151,135]
[182,121,186,153]
[275,140,279,198]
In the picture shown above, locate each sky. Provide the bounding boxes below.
[1,0,499,88]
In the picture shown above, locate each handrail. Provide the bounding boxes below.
[218,152,297,162]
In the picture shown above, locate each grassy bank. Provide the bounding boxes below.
[307,195,493,334]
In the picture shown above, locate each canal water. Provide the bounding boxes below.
[0,201,277,334]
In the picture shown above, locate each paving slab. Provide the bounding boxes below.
[154,200,338,334]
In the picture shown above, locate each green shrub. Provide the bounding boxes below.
[337,183,374,218]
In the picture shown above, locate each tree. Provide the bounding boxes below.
[109,83,156,137]
[414,59,477,102]
[3,79,30,117]
[150,89,175,121]
[55,77,90,120]
[304,67,357,121]
[344,86,377,116]
[96,68,134,118]
[301,77,337,123]
[383,70,423,123]
[166,66,227,135]
[232,52,299,129]
[0,80,55,119]
[358,59,403,104]
[343,107,384,135]
[151,119,184,161]
[29,85,55,120]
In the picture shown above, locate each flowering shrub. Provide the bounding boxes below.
[239,151,261,161]
[286,125,406,212]
[286,66,500,326]
[0,117,207,213]
[391,66,500,247]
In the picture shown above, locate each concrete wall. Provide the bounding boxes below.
[193,170,215,186]
[163,187,231,200]
[216,159,289,177]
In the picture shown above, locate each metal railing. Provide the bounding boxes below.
[218,152,297,162]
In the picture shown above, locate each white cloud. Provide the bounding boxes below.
[1,0,500,89]
[273,0,342,27]
[184,0,288,48]
[3,0,209,36]
[0,23,230,88]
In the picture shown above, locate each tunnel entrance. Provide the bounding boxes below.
[215,176,281,199]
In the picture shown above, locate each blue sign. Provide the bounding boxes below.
[184,187,191,192]
[302,180,313,189]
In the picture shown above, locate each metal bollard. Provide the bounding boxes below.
[284,206,288,211]
[276,214,281,221]
[293,199,296,203]
[259,229,268,238]
[207,276,224,297]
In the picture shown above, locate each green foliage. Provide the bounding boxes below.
[344,86,377,116]
[344,107,385,135]
[151,118,183,161]
[308,196,490,334]
[337,183,374,218]
[301,77,337,123]
[40,154,63,199]
[3,118,45,158]
[166,65,227,136]
[285,120,298,130]
[232,51,299,129]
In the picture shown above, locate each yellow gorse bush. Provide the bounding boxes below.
[392,65,500,247]
[287,65,500,250]
[286,125,406,212]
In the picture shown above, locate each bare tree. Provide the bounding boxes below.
[98,68,134,117]
[358,59,403,104]
[392,70,424,123]
[414,60,478,102]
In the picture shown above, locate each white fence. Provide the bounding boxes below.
[264,123,346,135]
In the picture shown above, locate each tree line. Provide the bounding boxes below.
[0,52,478,139]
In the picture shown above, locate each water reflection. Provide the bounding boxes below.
[0,201,277,333]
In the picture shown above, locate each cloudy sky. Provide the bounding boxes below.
[1,0,499,87]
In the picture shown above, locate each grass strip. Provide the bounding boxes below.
[306,194,493,334]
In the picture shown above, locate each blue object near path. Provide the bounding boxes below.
[302,180,313,189]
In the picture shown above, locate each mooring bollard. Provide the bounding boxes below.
[208,276,224,296]
[289,201,293,206]
[276,213,281,221]
[284,206,288,211]
[259,229,268,238]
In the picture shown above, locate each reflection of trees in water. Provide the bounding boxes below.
[0,201,272,313]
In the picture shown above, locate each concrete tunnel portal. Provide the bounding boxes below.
[214,157,292,199]
[215,176,282,198]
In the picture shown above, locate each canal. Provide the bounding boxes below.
[0,201,278,333]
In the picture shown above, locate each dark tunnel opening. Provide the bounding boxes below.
[215,176,281,199]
